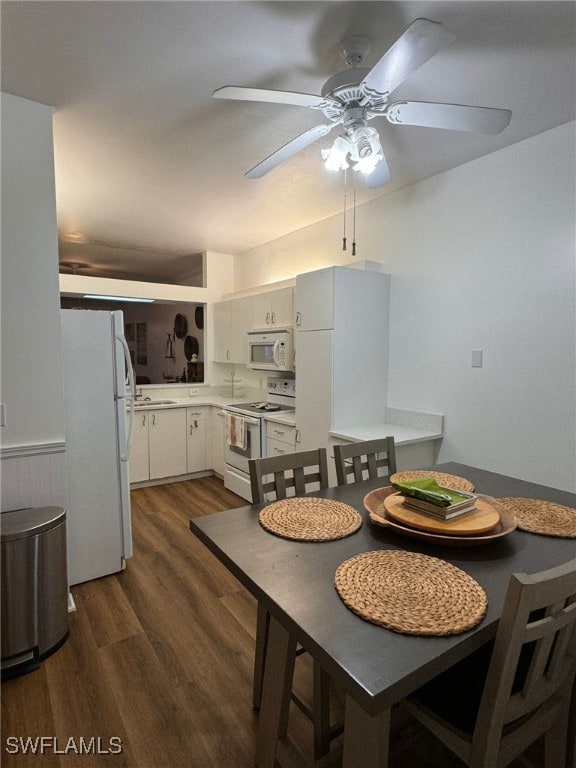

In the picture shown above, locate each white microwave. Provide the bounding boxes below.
[247,329,294,372]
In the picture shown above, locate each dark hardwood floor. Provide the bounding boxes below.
[2,476,544,767]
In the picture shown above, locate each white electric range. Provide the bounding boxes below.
[222,377,295,501]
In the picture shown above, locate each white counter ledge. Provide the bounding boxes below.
[329,407,444,447]
[263,411,296,427]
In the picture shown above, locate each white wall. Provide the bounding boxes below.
[1,93,66,510]
[235,122,576,492]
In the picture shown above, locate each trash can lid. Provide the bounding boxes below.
[1,506,66,542]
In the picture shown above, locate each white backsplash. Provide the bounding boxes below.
[384,408,444,434]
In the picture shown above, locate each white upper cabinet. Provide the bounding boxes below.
[295,268,335,331]
[253,287,294,329]
[213,295,254,363]
[213,301,232,362]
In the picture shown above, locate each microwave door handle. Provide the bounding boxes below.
[273,340,281,367]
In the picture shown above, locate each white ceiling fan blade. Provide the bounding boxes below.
[385,101,512,134]
[213,86,340,111]
[246,123,337,179]
[361,153,391,189]
[360,18,455,100]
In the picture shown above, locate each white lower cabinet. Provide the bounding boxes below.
[211,407,226,477]
[149,408,187,479]
[265,421,297,458]
[130,407,187,482]
[187,406,208,473]
[129,411,151,483]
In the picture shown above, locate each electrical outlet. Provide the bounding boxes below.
[189,388,199,396]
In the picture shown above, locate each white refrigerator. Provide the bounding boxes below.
[60,309,135,585]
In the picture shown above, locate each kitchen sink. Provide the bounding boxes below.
[133,399,177,407]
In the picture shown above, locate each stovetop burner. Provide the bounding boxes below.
[228,401,288,413]
[255,402,281,411]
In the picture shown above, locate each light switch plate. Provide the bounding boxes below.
[471,350,483,368]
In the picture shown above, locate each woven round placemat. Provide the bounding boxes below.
[390,470,475,493]
[334,550,487,636]
[498,497,576,538]
[259,497,362,541]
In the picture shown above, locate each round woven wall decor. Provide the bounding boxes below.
[498,497,576,538]
[334,550,487,636]
[390,470,475,493]
[258,497,362,541]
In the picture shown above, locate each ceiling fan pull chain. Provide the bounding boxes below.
[352,171,357,256]
[342,168,348,251]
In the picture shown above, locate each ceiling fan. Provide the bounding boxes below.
[213,18,512,188]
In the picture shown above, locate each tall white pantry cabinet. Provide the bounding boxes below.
[295,266,391,451]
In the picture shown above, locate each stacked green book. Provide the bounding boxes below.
[391,477,477,520]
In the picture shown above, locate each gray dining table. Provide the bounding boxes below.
[189,462,576,768]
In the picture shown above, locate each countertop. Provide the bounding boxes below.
[132,396,298,426]
[330,422,442,446]
[262,411,296,427]
[131,397,441,446]
[131,394,256,411]
[330,407,444,447]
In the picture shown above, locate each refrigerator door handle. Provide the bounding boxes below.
[116,333,136,461]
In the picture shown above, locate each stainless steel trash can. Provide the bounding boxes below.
[1,506,69,679]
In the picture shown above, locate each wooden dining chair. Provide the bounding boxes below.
[333,436,397,485]
[249,448,336,759]
[401,557,576,768]
[569,677,576,768]
[249,447,329,503]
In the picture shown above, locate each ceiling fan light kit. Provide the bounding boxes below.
[322,126,383,174]
[213,17,512,188]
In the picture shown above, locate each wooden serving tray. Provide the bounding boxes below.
[364,488,517,547]
[384,494,500,535]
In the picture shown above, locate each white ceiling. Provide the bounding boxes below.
[2,1,575,283]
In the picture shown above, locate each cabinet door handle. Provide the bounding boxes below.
[152,414,156,426]
[296,312,302,326]
[142,414,146,426]
[271,312,276,324]
[226,350,230,360]
[190,411,202,416]
[266,312,271,324]
[273,429,285,436]
[295,429,301,443]
[273,446,285,454]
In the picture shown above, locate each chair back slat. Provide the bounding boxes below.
[473,558,576,741]
[249,448,329,504]
[334,437,397,486]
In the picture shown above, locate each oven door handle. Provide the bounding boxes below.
[221,410,261,426]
